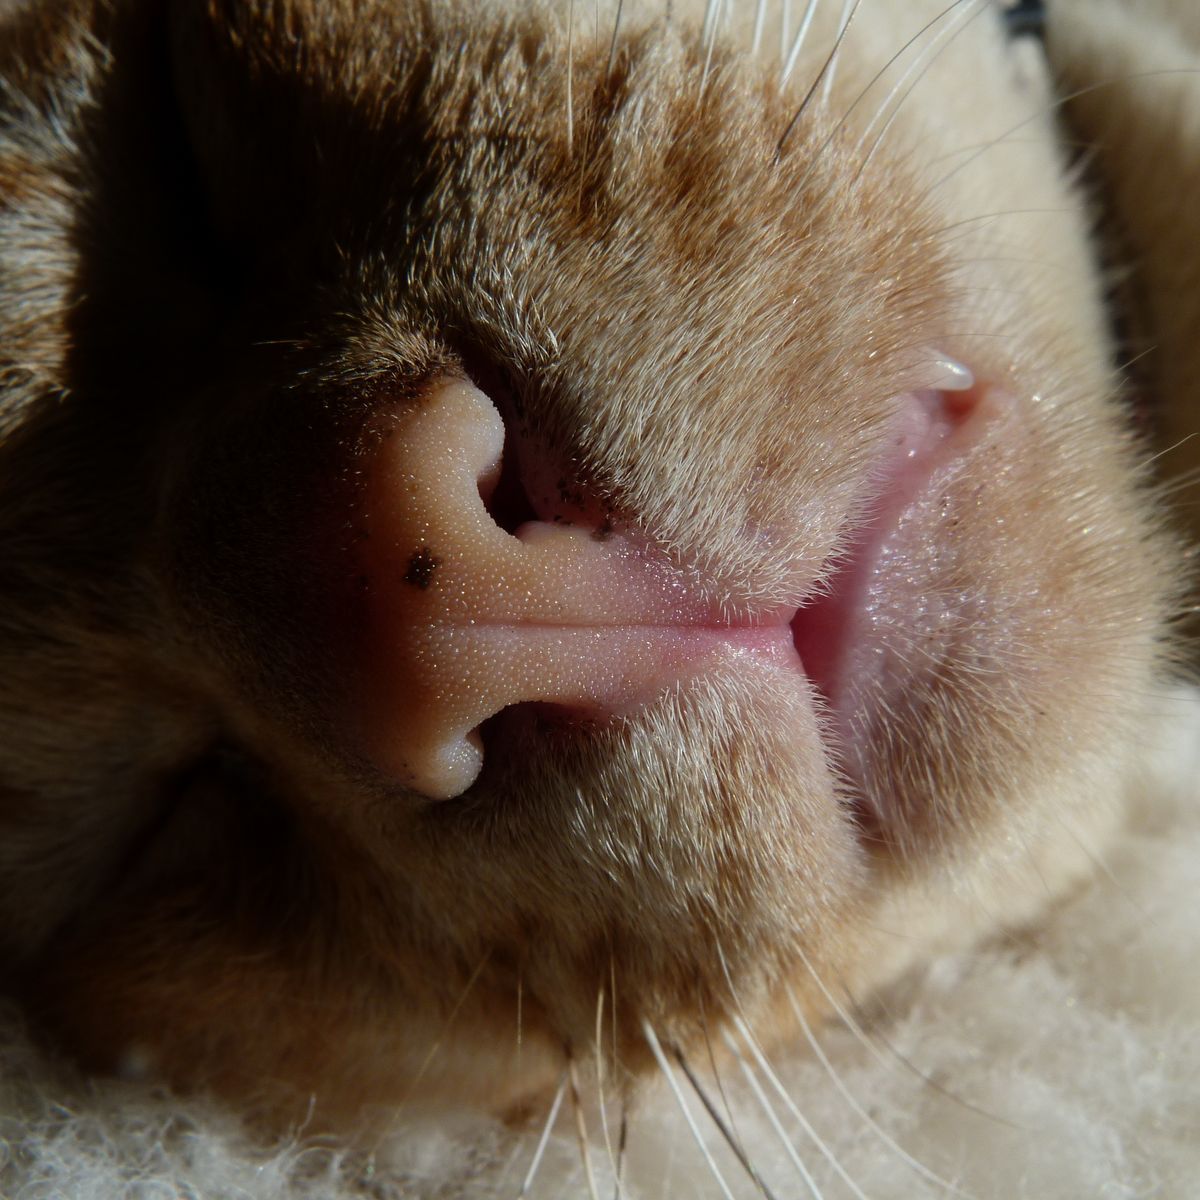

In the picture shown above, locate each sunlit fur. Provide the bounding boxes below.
[0,0,1184,1140]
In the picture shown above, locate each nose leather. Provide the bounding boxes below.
[355,378,788,799]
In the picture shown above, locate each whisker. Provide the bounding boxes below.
[518,1067,569,1200]
[794,944,956,1092]
[397,951,490,1109]
[730,1015,871,1200]
[641,1020,738,1200]
[517,971,524,1078]
[701,0,724,95]
[802,0,974,178]
[775,0,863,159]
[853,0,988,180]
[606,0,624,80]
[720,1027,824,1199]
[1143,431,1199,470]
[752,0,768,58]
[566,0,575,158]
[852,0,984,158]
[594,987,623,1195]
[819,0,857,102]
[785,983,973,1198]
[699,993,748,1163]
[780,0,820,89]
[931,69,1200,192]
[674,1046,781,1200]
[933,207,1077,237]
[1156,465,1200,499]
[569,1057,602,1200]
[614,1104,628,1200]
[610,956,620,1071]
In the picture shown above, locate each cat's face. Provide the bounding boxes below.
[0,0,1177,1124]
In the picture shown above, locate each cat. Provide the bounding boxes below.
[0,0,1193,1195]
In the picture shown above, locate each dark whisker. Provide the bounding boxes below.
[720,1026,825,1199]
[931,69,1200,193]
[614,1105,628,1200]
[730,1015,870,1200]
[775,0,865,160]
[674,1045,782,1200]
[606,0,624,80]
[642,1020,737,1200]
[801,0,975,182]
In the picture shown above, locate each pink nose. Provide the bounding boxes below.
[355,378,790,799]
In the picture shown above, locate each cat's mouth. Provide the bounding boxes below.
[350,361,1002,808]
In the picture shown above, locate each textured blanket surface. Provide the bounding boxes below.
[3,686,1197,1200]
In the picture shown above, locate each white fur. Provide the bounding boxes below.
[3,685,1196,1199]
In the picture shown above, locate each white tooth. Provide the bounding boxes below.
[928,354,975,391]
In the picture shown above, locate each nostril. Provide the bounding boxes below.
[351,374,785,802]
[479,430,538,536]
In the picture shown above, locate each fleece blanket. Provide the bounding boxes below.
[2,2,1198,1197]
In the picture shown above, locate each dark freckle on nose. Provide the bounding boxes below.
[404,547,439,589]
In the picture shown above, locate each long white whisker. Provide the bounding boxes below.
[518,1068,569,1200]
[792,945,914,1081]
[752,0,768,57]
[700,0,724,95]
[780,0,820,88]
[641,1020,737,1200]
[803,0,972,175]
[853,0,987,167]
[785,983,973,1198]
[720,1027,825,1199]
[731,1015,871,1200]
[819,0,856,101]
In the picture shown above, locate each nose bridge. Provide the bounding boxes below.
[354,378,782,800]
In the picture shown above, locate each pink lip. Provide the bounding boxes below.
[790,384,1005,763]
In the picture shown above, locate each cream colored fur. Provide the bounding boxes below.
[1048,0,1200,573]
